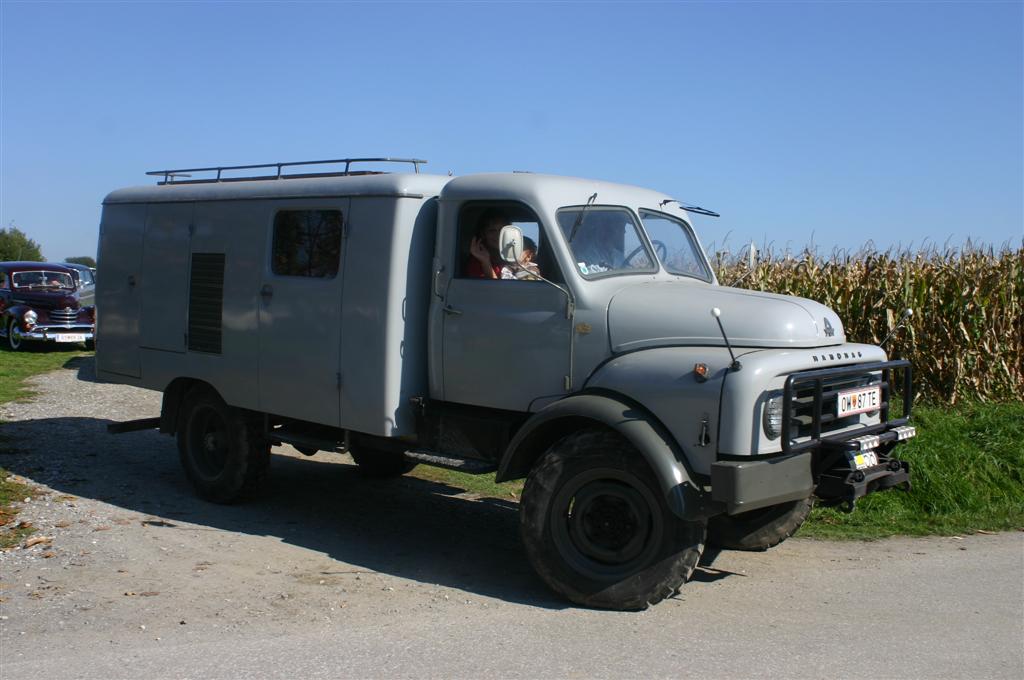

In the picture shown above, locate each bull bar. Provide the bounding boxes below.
[780,359,914,509]
[781,359,913,455]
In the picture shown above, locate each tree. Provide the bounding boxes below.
[0,226,44,262]
[65,255,97,268]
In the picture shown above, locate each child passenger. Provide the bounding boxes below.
[501,236,541,280]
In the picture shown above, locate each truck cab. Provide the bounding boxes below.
[98,158,915,610]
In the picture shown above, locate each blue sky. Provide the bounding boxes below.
[1,1,1021,261]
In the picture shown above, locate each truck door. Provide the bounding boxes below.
[257,201,349,426]
[440,204,571,412]
[96,203,147,378]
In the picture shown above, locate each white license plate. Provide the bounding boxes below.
[55,334,86,343]
[847,450,879,470]
[836,385,881,417]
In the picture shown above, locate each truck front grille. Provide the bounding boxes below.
[789,372,879,439]
[49,308,78,325]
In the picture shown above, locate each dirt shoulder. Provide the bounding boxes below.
[1,359,1021,679]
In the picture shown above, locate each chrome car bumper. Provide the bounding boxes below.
[17,324,94,343]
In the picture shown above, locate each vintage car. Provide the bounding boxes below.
[0,261,96,350]
[61,262,97,307]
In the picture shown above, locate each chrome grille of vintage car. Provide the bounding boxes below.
[49,308,78,325]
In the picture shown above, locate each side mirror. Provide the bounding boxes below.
[498,225,524,265]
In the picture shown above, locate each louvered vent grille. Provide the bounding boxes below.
[188,253,225,354]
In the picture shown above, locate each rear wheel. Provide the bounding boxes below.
[349,448,417,478]
[520,429,705,610]
[707,497,813,551]
[177,387,270,503]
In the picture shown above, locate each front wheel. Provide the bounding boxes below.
[520,429,705,610]
[6,318,24,351]
[177,387,270,503]
[707,497,813,551]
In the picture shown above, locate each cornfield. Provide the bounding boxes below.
[712,243,1024,404]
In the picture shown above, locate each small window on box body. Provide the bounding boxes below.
[272,210,343,278]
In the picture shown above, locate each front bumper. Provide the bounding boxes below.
[18,324,94,343]
[711,360,915,515]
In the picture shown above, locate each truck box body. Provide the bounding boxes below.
[98,173,448,436]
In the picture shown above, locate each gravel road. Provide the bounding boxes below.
[1,356,1022,679]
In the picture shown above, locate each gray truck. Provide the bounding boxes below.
[97,158,915,610]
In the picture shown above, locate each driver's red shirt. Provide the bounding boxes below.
[464,257,502,279]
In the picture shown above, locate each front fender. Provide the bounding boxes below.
[497,392,716,521]
[3,304,32,326]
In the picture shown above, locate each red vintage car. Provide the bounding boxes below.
[0,261,95,350]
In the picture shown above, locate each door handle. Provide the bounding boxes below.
[443,304,462,316]
[127,275,136,288]
[260,284,273,299]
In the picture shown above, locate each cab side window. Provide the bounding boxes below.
[0,272,7,289]
[455,203,562,283]
[271,210,343,278]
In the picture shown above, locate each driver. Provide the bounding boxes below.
[575,213,625,274]
[465,209,508,279]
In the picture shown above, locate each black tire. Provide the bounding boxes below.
[177,387,270,503]
[349,448,417,478]
[707,497,813,551]
[520,429,706,611]
[6,318,24,351]
[84,338,95,351]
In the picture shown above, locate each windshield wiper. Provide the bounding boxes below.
[659,198,720,218]
[568,192,598,243]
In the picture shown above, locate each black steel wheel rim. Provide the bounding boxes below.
[8,320,22,349]
[189,406,229,480]
[550,468,662,580]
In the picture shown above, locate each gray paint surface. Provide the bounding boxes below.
[258,198,348,426]
[96,203,146,378]
[608,281,846,351]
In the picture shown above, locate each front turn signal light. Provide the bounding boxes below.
[694,363,709,382]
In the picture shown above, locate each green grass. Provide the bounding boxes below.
[414,402,1024,540]
[0,345,90,404]
[0,469,36,549]
[798,401,1024,539]
[412,466,524,499]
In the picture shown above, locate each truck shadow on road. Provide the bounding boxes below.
[4,365,738,607]
[2,414,573,607]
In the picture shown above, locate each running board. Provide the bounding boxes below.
[404,450,497,474]
[107,417,161,434]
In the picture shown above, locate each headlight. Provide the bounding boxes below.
[23,310,38,327]
[763,395,783,440]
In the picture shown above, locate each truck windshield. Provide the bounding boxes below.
[557,207,656,278]
[638,210,712,282]
[12,271,75,290]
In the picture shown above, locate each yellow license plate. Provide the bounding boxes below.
[847,450,879,470]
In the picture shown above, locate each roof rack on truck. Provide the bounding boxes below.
[145,157,428,185]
